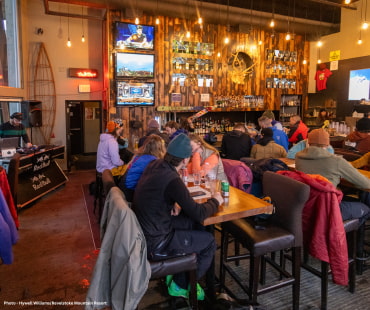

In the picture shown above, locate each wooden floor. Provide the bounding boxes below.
[1,168,370,310]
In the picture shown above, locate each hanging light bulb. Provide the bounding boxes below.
[81,6,85,43]
[345,0,351,4]
[258,40,263,45]
[317,40,323,47]
[198,17,203,24]
[67,8,71,47]
[186,31,191,38]
[224,36,230,44]
[318,59,322,64]
[303,59,307,65]
[135,17,139,25]
[362,21,369,29]
[155,0,160,25]
[358,38,363,44]
[270,19,275,28]
[285,32,291,40]
[217,52,221,57]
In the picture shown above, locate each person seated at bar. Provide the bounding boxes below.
[287,115,309,147]
[250,128,287,159]
[345,117,370,154]
[295,128,370,224]
[287,139,334,159]
[0,112,32,148]
[118,134,166,202]
[261,110,283,130]
[188,133,227,180]
[258,115,289,151]
[220,122,252,160]
[247,126,259,145]
[168,117,195,141]
[96,121,125,176]
[138,118,169,148]
[316,108,330,128]
[132,133,223,300]
[164,120,180,140]
[351,152,370,170]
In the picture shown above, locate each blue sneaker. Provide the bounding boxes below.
[168,280,189,299]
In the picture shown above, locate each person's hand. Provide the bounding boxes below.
[212,192,224,206]
[25,142,32,148]
[171,203,182,216]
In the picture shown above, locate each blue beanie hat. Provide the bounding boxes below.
[167,133,192,159]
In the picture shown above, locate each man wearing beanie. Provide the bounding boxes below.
[133,133,223,300]
[345,117,370,154]
[0,112,32,148]
[262,110,283,130]
[296,128,370,224]
[138,118,169,147]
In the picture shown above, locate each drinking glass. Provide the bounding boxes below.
[193,172,201,186]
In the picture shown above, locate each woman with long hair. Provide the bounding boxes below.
[119,134,166,202]
[187,133,227,180]
[96,121,125,176]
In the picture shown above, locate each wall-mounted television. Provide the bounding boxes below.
[115,22,154,51]
[348,68,370,100]
[115,52,154,78]
[116,81,155,106]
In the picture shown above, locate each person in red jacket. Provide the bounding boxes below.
[288,115,309,148]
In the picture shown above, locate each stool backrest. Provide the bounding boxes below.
[262,171,310,247]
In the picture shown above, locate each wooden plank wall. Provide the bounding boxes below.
[108,11,309,140]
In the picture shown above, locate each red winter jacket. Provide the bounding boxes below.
[278,170,348,285]
[288,120,309,144]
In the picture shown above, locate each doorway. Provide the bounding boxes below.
[65,100,102,171]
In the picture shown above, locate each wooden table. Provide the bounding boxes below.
[200,186,273,226]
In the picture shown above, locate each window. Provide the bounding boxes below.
[0,0,20,87]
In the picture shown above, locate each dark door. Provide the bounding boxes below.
[65,100,102,171]
[66,101,83,171]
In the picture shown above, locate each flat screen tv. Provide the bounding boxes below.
[115,22,154,50]
[348,68,370,100]
[116,81,155,106]
[115,52,154,78]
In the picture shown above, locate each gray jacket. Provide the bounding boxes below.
[296,146,370,189]
[86,187,151,310]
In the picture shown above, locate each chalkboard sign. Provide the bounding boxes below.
[17,160,68,208]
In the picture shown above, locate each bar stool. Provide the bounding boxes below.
[299,218,359,310]
[219,172,310,309]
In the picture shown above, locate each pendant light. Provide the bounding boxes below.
[224,0,230,44]
[67,5,71,47]
[269,0,275,28]
[134,0,139,25]
[362,0,368,29]
[198,0,203,25]
[81,6,85,43]
[155,0,160,24]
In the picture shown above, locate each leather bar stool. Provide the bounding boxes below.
[219,171,310,310]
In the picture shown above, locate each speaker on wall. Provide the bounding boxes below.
[21,100,42,127]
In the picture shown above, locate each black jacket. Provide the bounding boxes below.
[221,130,252,160]
[132,159,219,253]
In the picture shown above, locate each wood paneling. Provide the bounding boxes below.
[108,11,309,137]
